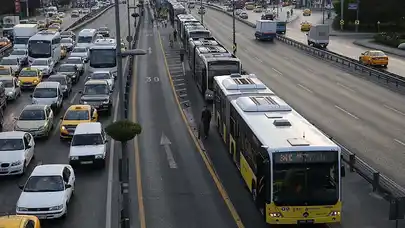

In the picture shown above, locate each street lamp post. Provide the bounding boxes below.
[114,1,146,228]
[232,0,236,55]
[127,1,132,44]
[200,0,203,24]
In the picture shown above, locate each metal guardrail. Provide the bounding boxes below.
[204,3,405,92]
[204,3,405,199]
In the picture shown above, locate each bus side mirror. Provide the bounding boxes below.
[341,165,345,177]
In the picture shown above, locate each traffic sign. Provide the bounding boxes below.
[348,3,357,10]
[126,35,133,42]
[340,20,344,25]
[233,43,237,53]
[355,20,360,25]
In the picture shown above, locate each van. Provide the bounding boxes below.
[0,214,41,228]
[30,81,63,111]
[77,29,98,48]
[0,81,7,109]
[69,122,107,168]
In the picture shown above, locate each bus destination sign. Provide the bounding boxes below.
[274,152,337,164]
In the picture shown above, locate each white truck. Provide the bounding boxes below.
[307,24,329,48]
[13,24,39,49]
[254,20,277,41]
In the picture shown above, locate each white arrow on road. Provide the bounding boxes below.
[160,133,178,169]
[148,47,152,54]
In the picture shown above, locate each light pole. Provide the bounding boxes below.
[200,0,203,24]
[127,0,132,44]
[232,0,236,55]
[114,1,146,228]
[355,0,360,32]
[322,0,325,24]
[340,0,344,29]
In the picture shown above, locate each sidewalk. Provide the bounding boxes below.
[353,39,405,58]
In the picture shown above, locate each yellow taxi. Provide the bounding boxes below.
[18,67,43,89]
[359,50,389,67]
[303,8,311,16]
[61,46,68,59]
[48,24,61,32]
[37,20,47,30]
[0,66,13,77]
[0,214,40,228]
[300,21,312,31]
[60,105,99,140]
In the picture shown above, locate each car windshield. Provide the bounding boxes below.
[33,88,57,98]
[61,38,72,43]
[72,48,86,53]
[370,51,386,56]
[19,109,45,120]
[0,59,17,65]
[48,77,66,85]
[64,110,89,120]
[23,175,64,192]
[0,138,24,151]
[72,133,103,146]
[0,79,13,87]
[66,58,81,64]
[11,50,26,55]
[32,60,48,65]
[0,69,10,75]
[98,27,108,31]
[61,32,71,36]
[19,70,37,77]
[59,65,76,72]
[14,37,29,45]
[78,36,92,43]
[91,73,110,79]
[84,84,109,95]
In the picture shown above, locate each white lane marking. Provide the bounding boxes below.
[384,104,405,117]
[297,84,313,93]
[70,92,79,104]
[394,139,405,147]
[254,56,263,63]
[105,94,120,228]
[160,134,178,169]
[337,82,355,92]
[272,68,282,75]
[335,105,359,120]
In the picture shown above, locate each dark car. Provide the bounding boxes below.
[80,80,113,115]
[47,74,72,98]
[57,64,80,84]
[97,27,110,37]
[60,31,76,41]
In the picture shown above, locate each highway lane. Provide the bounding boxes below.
[128,6,237,228]
[0,4,129,228]
[192,6,405,196]
[236,7,405,77]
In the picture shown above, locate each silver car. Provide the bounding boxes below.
[70,47,89,62]
[61,38,75,51]
[14,104,54,138]
[30,58,55,76]
[87,71,115,91]
[9,49,28,65]
[0,56,22,75]
[0,76,21,100]
[65,57,85,74]
[47,74,72,98]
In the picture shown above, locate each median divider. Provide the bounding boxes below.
[203,3,405,92]
[203,3,405,202]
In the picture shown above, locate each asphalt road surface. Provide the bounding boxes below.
[0,4,130,228]
[188,7,405,224]
[236,7,405,77]
[128,6,237,228]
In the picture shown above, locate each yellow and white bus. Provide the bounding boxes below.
[213,73,345,225]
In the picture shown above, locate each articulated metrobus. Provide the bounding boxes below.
[192,46,241,100]
[88,38,117,74]
[213,74,345,225]
[184,26,211,51]
[176,14,199,41]
[187,37,219,63]
[168,1,187,25]
[28,30,61,64]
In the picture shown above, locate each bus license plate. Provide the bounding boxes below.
[81,161,93,164]
[298,220,314,224]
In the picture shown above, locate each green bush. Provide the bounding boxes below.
[105,120,142,142]
[373,32,405,47]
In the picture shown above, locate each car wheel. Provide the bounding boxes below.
[62,205,68,218]
[20,161,27,176]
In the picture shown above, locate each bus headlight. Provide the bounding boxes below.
[329,211,340,216]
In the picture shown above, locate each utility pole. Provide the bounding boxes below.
[355,0,360,32]
[232,0,236,55]
[127,0,132,45]
[322,0,325,24]
[340,0,344,24]
[200,0,203,24]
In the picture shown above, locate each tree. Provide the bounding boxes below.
[105,120,142,142]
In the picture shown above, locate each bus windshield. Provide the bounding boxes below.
[28,40,51,58]
[272,151,339,206]
[14,37,29,45]
[189,31,211,39]
[89,49,116,68]
[208,61,240,89]
[78,36,93,43]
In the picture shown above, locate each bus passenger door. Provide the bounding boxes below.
[201,67,207,95]
[256,156,269,215]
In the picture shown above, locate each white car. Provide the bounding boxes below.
[71,10,79,17]
[0,56,22,75]
[65,56,85,74]
[0,131,35,176]
[58,12,65,18]
[69,122,107,168]
[9,49,28,65]
[0,76,21,100]
[82,8,90,14]
[14,104,55,138]
[87,71,115,91]
[70,47,89,62]
[253,6,263,12]
[16,164,75,219]
[30,58,55,76]
[61,37,75,51]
